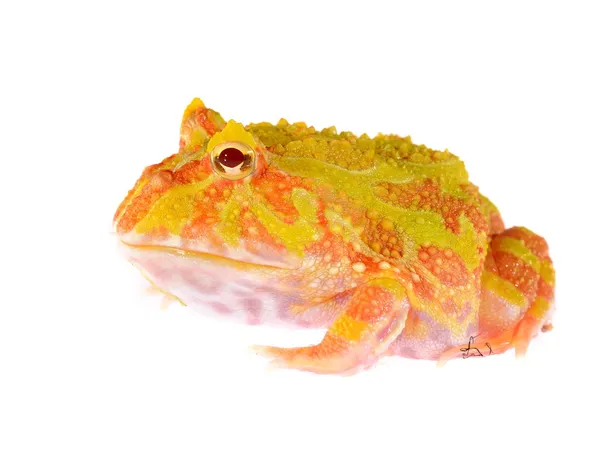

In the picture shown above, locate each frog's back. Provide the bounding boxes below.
[248,118,506,289]
[247,119,461,172]
[248,119,501,236]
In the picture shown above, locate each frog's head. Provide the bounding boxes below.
[114,98,324,271]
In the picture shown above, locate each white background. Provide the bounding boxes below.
[1,1,599,449]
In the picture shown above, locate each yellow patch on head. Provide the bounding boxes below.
[250,201,321,255]
[291,188,320,223]
[135,178,214,236]
[207,120,257,153]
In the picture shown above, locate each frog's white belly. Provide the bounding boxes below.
[121,243,314,328]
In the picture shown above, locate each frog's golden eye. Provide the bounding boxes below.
[210,141,256,180]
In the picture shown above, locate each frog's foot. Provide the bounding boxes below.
[253,279,409,375]
[512,296,555,358]
[438,227,555,367]
[436,331,513,367]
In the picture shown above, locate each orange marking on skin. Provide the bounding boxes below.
[195,108,220,136]
[492,250,539,298]
[484,246,499,274]
[140,154,180,179]
[179,105,226,153]
[361,217,404,258]
[305,334,351,358]
[114,187,138,223]
[267,333,351,360]
[172,159,211,184]
[353,256,385,276]
[114,154,180,223]
[537,278,554,300]
[317,183,372,225]
[418,245,469,287]
[345,287,394,322]
[403,266,437,301]
[467,183,505,234]
[502,227,551,261]
[303,231,350,267]
[180,178,233,245]
[251,171,307,223]
[180,220,225,249]
[489,212,505,235]
[375,180,488,233]
[116,170,174,234]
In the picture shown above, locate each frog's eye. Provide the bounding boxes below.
[210,142,256,180]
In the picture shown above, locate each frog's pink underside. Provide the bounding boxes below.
[124,244,306,327]
[123,243,474,361]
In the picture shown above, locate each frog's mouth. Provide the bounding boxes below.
[119,241,293,272]
[117,237,309,327]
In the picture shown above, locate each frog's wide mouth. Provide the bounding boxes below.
[119,240,295,271]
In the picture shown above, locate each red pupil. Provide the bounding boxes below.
[218,147,245,168]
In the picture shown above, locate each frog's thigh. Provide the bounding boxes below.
[253,279,409,374]
[479,226,555,357]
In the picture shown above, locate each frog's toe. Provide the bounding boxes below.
[436,331,513,367]
[512,309,552,359]
[252,337,374,375]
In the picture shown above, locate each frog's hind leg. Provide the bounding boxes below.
[439,227,555,365]
[481,227,555,357]
[253,279,410,375]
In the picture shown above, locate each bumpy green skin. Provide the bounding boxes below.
[249,118,459,169]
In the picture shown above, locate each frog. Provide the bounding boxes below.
[114,98,556,374]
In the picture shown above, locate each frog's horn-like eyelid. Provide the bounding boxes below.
[182,97,206,120]
[179,98,228,154]
[207,120,257,153]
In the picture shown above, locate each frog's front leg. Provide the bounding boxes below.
[253,279,409,375]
